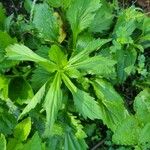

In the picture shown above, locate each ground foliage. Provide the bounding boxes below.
[0,0,150,149]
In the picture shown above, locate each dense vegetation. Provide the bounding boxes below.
[0,0,150,149]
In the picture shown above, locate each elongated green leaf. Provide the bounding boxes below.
[44,73,62,136]
[67,0,101,45]
[61,73,77,93]
[14,117,31,141]
[112,116,141,146]
[6,44,48,62]
[69,38,111,64]
[33,3,59,42]
[72,55,116,75]
[62,73,101,120]
[19,84,46,119]
[6,44,57,72]
[92,78,128,131]
[0,134,6,150]
[134,88,150,125]
[64,132,87,150]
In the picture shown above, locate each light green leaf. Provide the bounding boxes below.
[6,44,57,72]
[62,73,101,120]
[65,67,81,79]
[67,0,101,45]
[90,0,114,33]
[8,77,34,104]
[14,117,31,141]
[69,114,87,139]
[73,88,101,120]
[134,88,150,125]
[48,45,67,68]
[22,132,43,150]
[0,75,9,99]
[92,78,128,131]
[0,31,17,71]
[69,38,111,65]
[19,84,46,119]
[0,134,6,150]
[139,123,150,145]
[72,55,116,76]
[44,72,62,136]
[33,3,59,42]
[112,116,141,146]
[62,73,77,93]
[7,138,23,150]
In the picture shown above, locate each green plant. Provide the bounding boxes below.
[0,0,150,149]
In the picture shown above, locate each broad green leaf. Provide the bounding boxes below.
[75,33,94,55]
[73,89,101,120]
[112,116,141,146]
[33,3,59,42]
[22,132,43,150]
[14,117,31,141]
[19,84,46,119]
[7,138,23,150]
[64,132,87,150]
[113,7,139,34]
[6,44,57,72]
[44,72,62,136]
[139,123,150,145]
[69,38,111,65]
[115,47,137,83]
[92,78,128,131]
[48,45,67,68]
[0,134,6,150]
[90,0,114,33]
[134,88,150,125]
[8,77,34,104]
[67,0,101,45]
[72,55,116,76]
